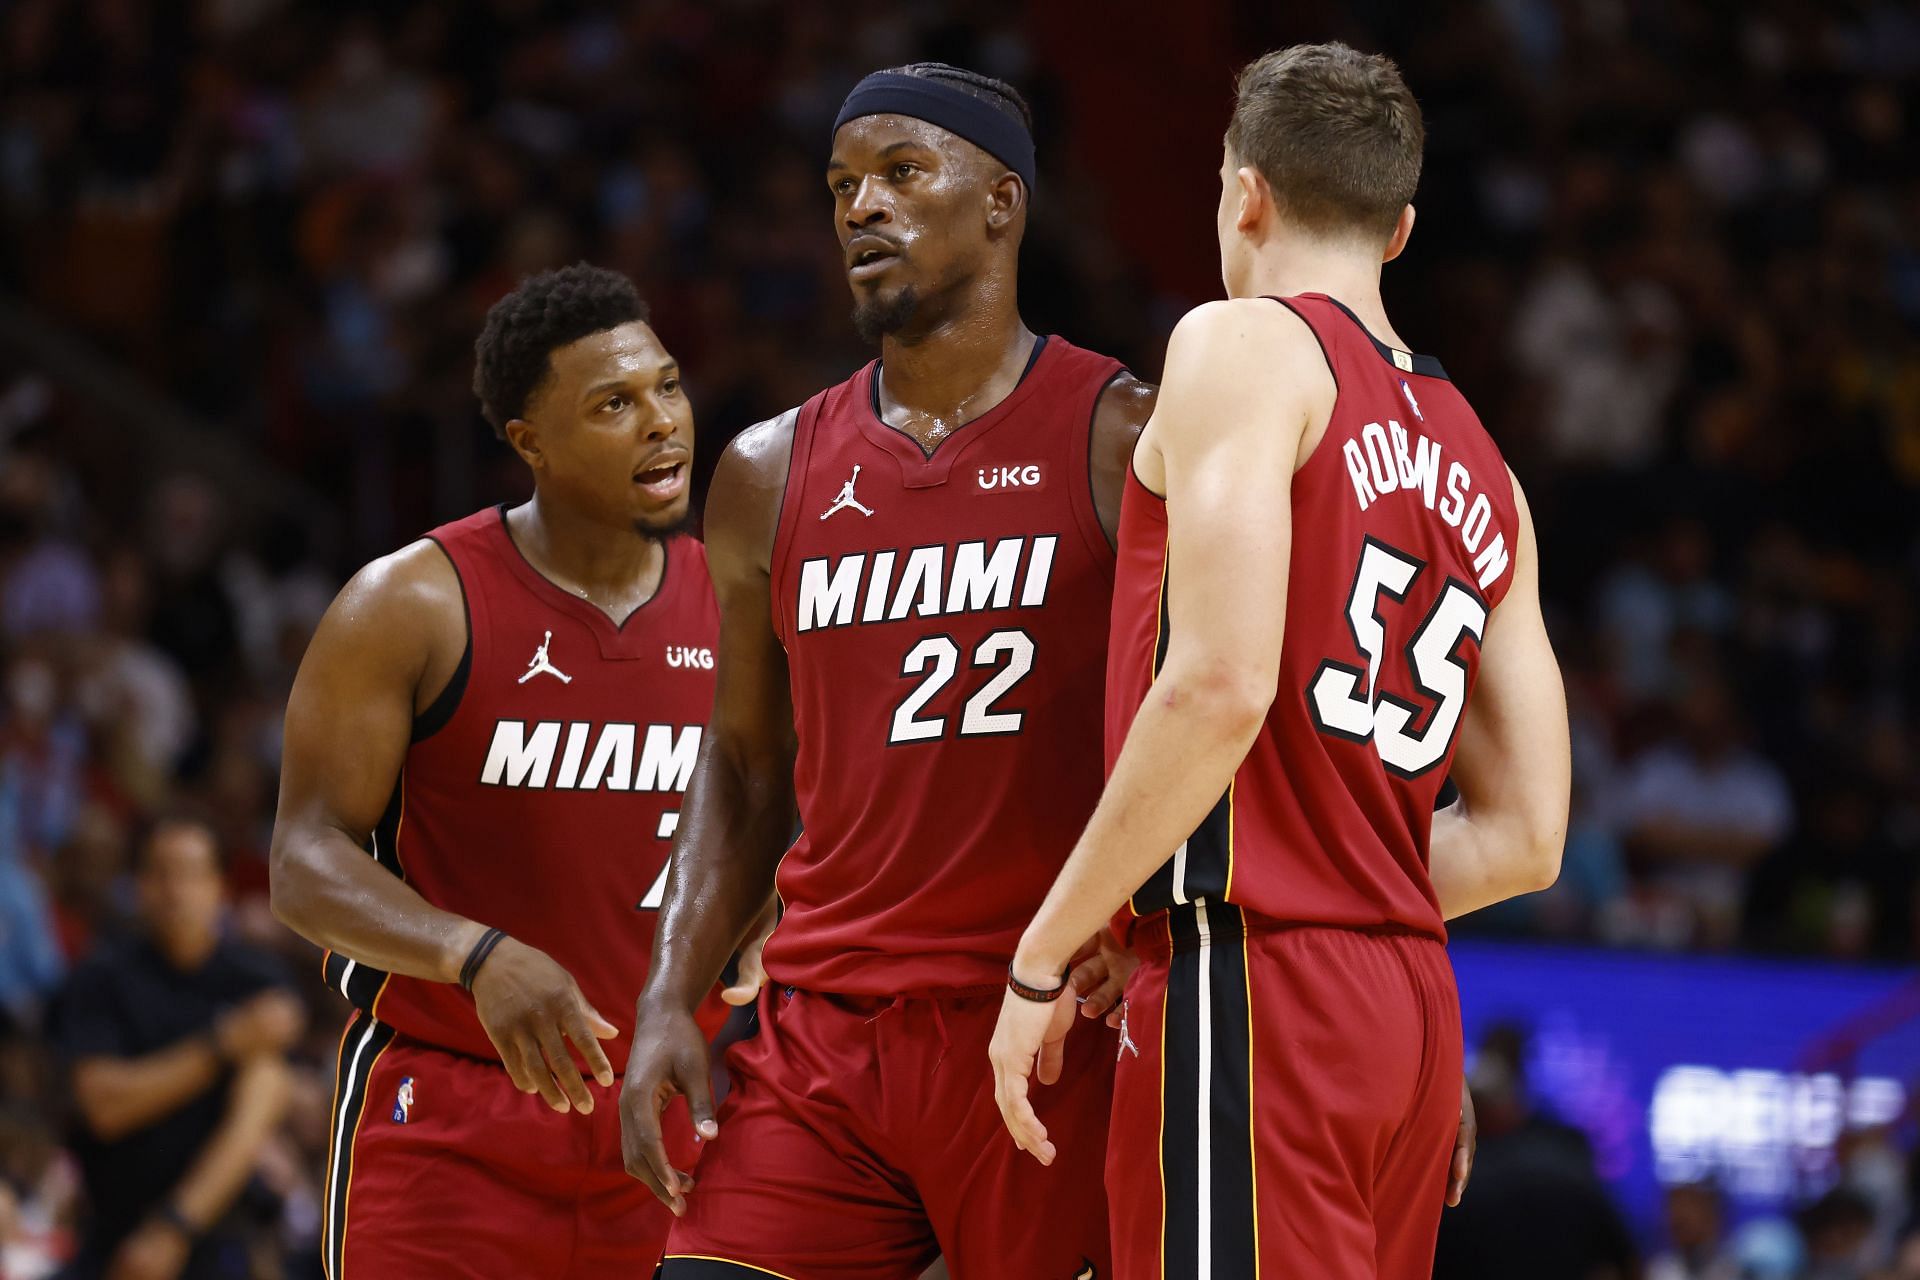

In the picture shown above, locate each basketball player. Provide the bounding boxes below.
[269,264,730,1277]
[617,64,1155,1278]
[990,43,1570,1280]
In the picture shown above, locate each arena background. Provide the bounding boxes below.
[0,1,1917,1276]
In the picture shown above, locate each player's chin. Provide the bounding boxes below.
[632,491,693,537]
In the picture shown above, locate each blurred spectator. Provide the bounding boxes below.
[48,818,301,1280]
[1647,1181,1738,1280]
[1616,679,1794,948]
[1435,1023,1639,1280]
[1797,1186,1878,1280]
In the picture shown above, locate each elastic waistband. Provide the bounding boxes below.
[787,983,1006,1013]
[1131,902,1442,960]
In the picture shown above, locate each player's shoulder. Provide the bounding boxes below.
[1161,298,1330,401]
[713,406,803,517]
[312,536,466,674]
[1096,370,1158,425]
[1168,296,1318,358]
[337,537,463,622]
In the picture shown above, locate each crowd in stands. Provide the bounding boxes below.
[0,0,1916,1275]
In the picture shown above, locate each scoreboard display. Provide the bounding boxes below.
[1452,940,1920,1237]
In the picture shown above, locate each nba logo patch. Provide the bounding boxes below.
[392,1077,415,1123]
[1399,378,1424,421]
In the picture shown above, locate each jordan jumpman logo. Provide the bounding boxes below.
[820,465,875,520]
[518,631,572,684]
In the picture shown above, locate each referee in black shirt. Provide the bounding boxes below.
[51,816,304,1280]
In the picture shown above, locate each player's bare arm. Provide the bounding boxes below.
[620,412,798,1215]
[1050,370,1161,1025]
[990,298,1331,1163]
[1088,372,1157,546]
[270,542,618,1116]
[1427,471,1570,919]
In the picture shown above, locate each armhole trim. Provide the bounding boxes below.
[1076,367,1129,571]
[766,403,812,646]
[412,538,471,743]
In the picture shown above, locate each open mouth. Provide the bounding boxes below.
[633,460,686,499]
[848,240,901,280]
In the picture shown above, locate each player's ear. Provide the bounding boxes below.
[504,418,544,471]
[1382,205,1416,264]
[985,170,1024,234]
[1234,166,1266,235]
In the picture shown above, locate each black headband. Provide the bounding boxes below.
[833,71,1036,194]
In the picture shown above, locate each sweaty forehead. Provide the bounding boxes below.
[830,114,979,167]
[546,321,668,389]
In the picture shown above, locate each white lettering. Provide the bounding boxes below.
[946,539,1023,613]
[1410,436,1442,509]
[480,721,560,787]
[1462,494,1491,553]
[797,555,863,632]
[579,723,635,790]
[555,721,590,789]
[1343,439,1377,511]
[1020,536,1057,608]
[889,546,944,620]
[1440,462,1470,527]
[1389,421,1419,489]
[1473,533,1510,590]
[862,550,896,623]
[635,725,702,793]
[1361,422,1399,494]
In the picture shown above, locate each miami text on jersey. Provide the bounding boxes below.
[478,721,701,793]
[795,535,1057,634]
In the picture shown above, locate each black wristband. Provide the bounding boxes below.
[153,1200,199,1240]
[1007,962,1070,1004]
[459,927,508,992]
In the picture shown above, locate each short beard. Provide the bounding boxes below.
[634,503,693,540]
[851,286,921,345]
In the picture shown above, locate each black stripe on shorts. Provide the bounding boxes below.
[324,1015,397,1280]
[1160,901,1257,1279]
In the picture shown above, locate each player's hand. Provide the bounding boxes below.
[619,999,718,1215]
[213,989,307,1061]
[108,1218,191,1280]
[1448,1079,1477,1206]
[988,978,1078,1166]
[470,937,617,1116]
[1068,931,1138,1027]
[720,899,778,1007]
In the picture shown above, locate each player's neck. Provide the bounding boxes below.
[508,494,665,610]
[875,304,1037,437]
[1236,239,1407,351]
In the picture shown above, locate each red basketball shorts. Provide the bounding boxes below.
[1108,905,1461,1280]
[661,985,1115,1279]
[322,1014,698,1279]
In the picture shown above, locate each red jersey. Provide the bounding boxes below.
[322,507,728,1061]
[1110,294,1519,941]
[765,337,1125,995]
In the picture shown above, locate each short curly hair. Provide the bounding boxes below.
[473,263,650,438]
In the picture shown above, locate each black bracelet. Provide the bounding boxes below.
[459,927,508,991]
[1007,961,1071,1004]
[153,1200,199,1240]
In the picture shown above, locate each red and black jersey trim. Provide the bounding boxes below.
[321,782,406,1011]
[1130,549,1234,913]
